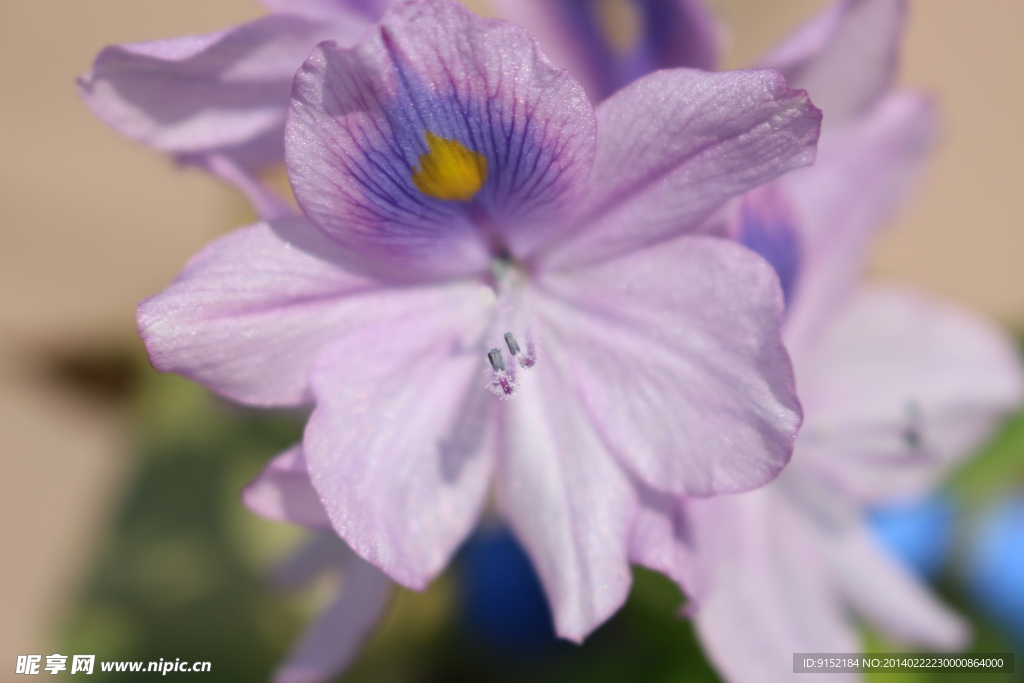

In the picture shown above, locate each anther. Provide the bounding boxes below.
[487,348,505,372]
[504,332,520,356]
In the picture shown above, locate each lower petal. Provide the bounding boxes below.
[243,444,331,529]
[497,356,636,642]
[273,539,393,683]
[827,522,968,650]
[305,296,497,589]
[692,489,860,683]
[535,235,801,497]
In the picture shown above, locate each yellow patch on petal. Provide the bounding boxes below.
[412,131,487,202]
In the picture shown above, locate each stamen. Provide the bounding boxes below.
[485,333,535,399]
[504,332,520,356]
[491,372,516,397]
[518,339,537,369]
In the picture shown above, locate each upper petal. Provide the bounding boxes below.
[304,290,497,589]
[794,285,1024,504]
[138,216,476,406]
[490,0,719,102]
[782,91,940,356]
[497,351,636,642]
[759,0,906,127]
[243,444,332,529]
[285,0,596,279]
[78,15,359,166]
[539,68,821,269]
[534,236,801,496]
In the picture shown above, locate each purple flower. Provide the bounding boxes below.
[77,0,719,215]
[142,0,819,651]
[627,2,1024,680]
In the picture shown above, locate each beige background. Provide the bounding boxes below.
[1,0,1021,671]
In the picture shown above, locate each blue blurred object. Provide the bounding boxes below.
[967,494,1024,645]
[868,495,956,579]
[457,526,558,653]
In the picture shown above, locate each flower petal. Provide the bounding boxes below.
[273,541,393,683]
[490,0,718,102]
[692,490,860,683]
[535,236,801,496]
[285,0,596,278]
[540,68,821,268]
[760,0,906,127]
[78,15,358,169]
[138,216,478,406]
[827,521,969,650]
[497,351,636,641]
[628,485,701,597]
[243,445,332,529]
[795,285,1024,504]
[304,292,497,589]
[782,91,939,357]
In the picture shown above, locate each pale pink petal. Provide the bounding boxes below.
[826,521,969,650]
[795,285,1024,504]
[139,217,485,406]
[782,91,939,357]
[243,445,332,529]
[497,350,636,641]
[539,68,821,269]
[760,0,906,126]
[304,292,497,590]
[693,489,860,683]
[78,15,359,168]
[286,0,595,278]
[274,542,393,683]
[535,236,801,496]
